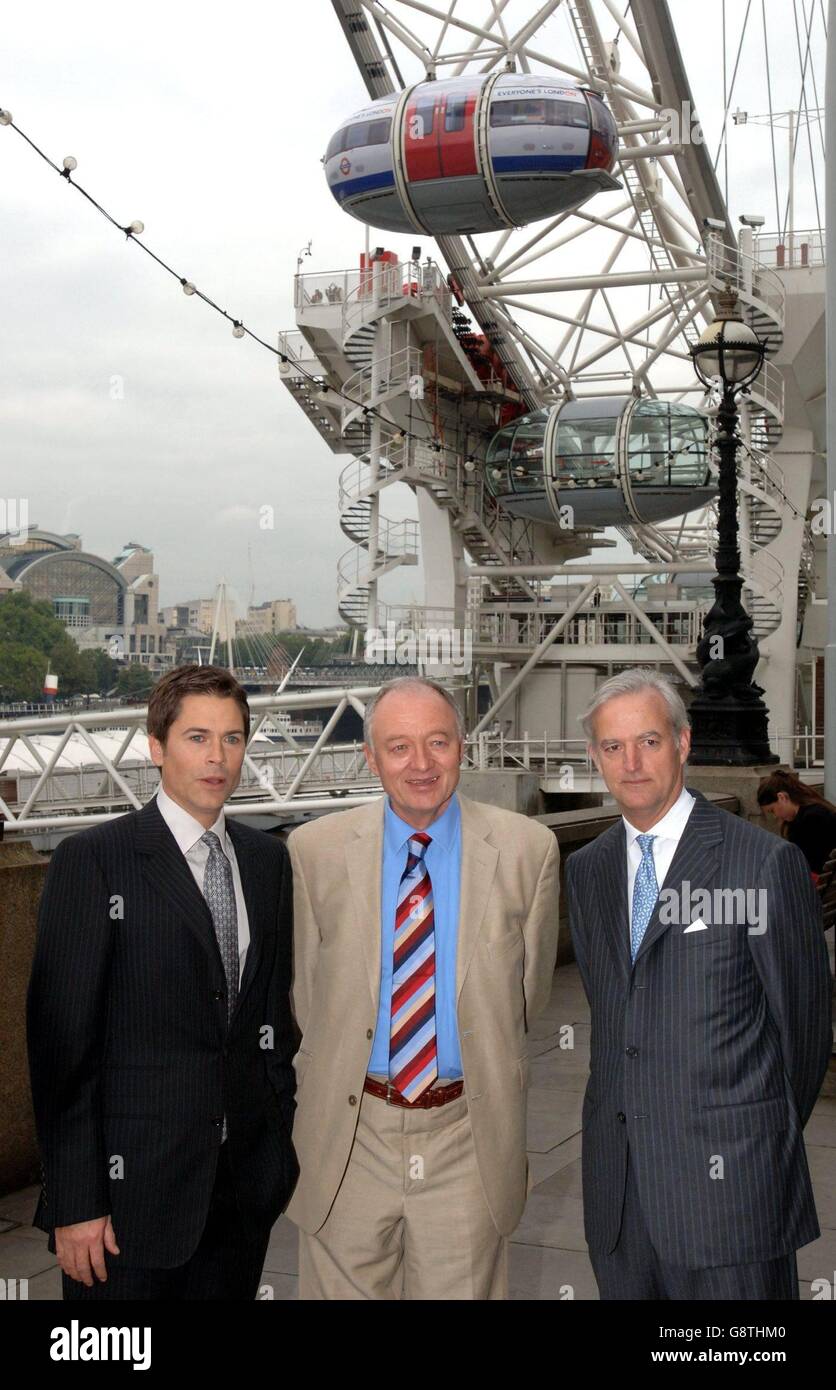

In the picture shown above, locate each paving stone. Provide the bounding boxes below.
[818,1064,836,1101]
[0,1226,57,1280]
[804,1107,836,1149]
[530,1048,591,1094]
[0,1186,40,1224]
[23,1264,62,1300]
[528,1133,583,1189]
[254,1271,298,1300]
[796,1227,836,1283]
[262,1214,299,1276]
[806,1144,836,1230]
[528,1030,565,1058]
[509,1241,598,1301]
[526,1088,582,1153]
[530,983,589,1035]
[515,1176,587,1253]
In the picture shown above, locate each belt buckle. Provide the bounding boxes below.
[385,1080,402,1106]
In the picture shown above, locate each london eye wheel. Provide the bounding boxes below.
[283,0,825,754]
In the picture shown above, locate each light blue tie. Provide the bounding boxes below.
[631,833,658,962]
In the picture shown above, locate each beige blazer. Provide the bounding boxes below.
[286,793,560,1236]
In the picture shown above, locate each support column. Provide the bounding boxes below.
[756,426,815,758]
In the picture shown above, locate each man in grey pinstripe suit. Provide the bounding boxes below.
[565,669,831,1301]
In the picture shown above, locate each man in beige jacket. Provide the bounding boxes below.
[287,676,560,1299]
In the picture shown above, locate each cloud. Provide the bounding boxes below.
[1,0,825,627]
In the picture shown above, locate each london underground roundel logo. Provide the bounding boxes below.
[339,156,351,176]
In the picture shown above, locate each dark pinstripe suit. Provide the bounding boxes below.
[565,789,832,1297]
[27,796,299,1291]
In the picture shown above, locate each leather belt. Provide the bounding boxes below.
[363,1075,464,1109]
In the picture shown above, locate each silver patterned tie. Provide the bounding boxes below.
[201,830,239,1023]
[630,833,659,962]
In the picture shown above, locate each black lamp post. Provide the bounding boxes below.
[687,285,778,765]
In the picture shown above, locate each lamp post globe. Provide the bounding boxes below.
[687,285,778,766]
[692,289,767,389]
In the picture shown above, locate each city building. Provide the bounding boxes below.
[162,597,237,641]
[0,530,172,671]
[239,598,297,634]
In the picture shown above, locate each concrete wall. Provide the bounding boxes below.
[458,769,542,816]
[0,839,47,1195]
[498,662,599,742]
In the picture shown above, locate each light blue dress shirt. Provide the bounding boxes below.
[368,793,463,1079]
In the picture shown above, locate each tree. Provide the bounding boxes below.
[116,664,155,697]
[0,591,123,700]
[0,641,50,702]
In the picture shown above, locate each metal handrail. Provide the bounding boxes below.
[0,688,386,832]
[337,519,421,587]
[342,259,452,344]
[472,605,707,649]
[749,359,784,419]
[341,344,424,413]
[294,268,360,311]
[743,442,785,500]
[742,545,784,597]
[706,236,785,327]
[338,439,456,513]
[753,231,826,269]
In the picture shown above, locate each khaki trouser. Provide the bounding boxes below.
[298,1085,507,1300]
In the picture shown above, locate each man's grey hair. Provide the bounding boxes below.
[363,676,465,748]
[580,668,690,743]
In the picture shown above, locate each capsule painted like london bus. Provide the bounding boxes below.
[324,73,619,235]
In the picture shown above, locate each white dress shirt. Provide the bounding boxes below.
[156,785,250,983]
[624,784,695,930]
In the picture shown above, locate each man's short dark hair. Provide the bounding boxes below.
[147,665,250,745]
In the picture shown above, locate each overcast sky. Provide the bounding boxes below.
[1,1,826,626]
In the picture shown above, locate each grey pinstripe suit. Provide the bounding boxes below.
[565,789,831,1292]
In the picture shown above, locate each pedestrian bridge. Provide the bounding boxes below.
[0,688,621,839]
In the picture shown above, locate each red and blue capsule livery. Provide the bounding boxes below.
[325,73,619,235]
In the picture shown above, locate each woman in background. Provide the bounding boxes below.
[757,769,836,882]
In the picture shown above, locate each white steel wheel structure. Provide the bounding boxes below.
[280,0,826,762]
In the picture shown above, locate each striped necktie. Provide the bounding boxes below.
[389,831,438,1101]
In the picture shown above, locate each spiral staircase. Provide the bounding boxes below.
[616,234,796,658]
[332,264,560,627]
[285,218,804,661]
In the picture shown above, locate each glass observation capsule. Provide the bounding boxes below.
[485,397,713,528]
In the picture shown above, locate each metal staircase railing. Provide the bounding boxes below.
[618,225,789,644]
[337,519,420,629]
[338,433,545,612]
[341,260,451,367]
[706,235,785,451]
[341,345,424,430]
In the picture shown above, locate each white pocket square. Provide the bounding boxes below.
[683,918,708,934]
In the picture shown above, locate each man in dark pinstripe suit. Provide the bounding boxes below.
[565,669,831,1301]
[27,666,298,1299]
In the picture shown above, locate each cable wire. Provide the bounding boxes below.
[0,107,496,466]
[761,0,783,237]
